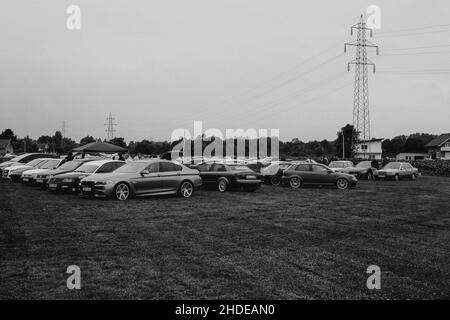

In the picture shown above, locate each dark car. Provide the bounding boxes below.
[35,158,98,188]
[337,160,376,180]
[282,163,357,190]
[48,160,125,192]
[197,162,262,192]
[0,153,58,175]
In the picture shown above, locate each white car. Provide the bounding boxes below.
[21,159,64,183]
[4,158,56,180]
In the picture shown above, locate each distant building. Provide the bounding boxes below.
[0,139,14,155]
[396,152,428,161]
[425,133,450,160]
[356,138,383,160]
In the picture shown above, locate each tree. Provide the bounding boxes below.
[80,135,96,146]
[109,137,127,148]
[335,124,359,158]
[0,129,16,141]
[52,131,63,153]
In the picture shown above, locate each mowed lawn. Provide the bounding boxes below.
[0,176,449,299]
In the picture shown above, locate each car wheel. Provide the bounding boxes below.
[336,178,349,190]
[114,183,130,201]
[270,176,281,186]
[394,174,399,181]
[289,177,302,189]
[217,179,228,192]
[179,181,194,198]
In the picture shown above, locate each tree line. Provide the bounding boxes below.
[0,126,437,158]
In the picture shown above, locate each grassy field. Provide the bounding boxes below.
[0,176,449,299]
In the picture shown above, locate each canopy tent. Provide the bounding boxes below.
[72,141,127,153]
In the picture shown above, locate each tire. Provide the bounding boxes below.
[217,179,228,192]
[114,183,130,201]
[336,178,349,190]
[270,175,281,186]
[179,181,194,198]
[289,177,302,189]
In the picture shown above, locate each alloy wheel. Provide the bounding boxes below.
[180,181,194,198]
[218,180,227,192]
[289,177,302,189]
[115,183,130,201]
[270,176,281,186]
[336,178,349,190]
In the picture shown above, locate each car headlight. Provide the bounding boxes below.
[97,180,114,185]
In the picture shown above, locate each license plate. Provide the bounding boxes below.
[246,175,256,179]
[23,178,29,182]
[379,175,385,178]
[49,184,57,188]
[82,187,92,192]
[36,179,43,183]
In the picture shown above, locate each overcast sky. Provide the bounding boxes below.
[0,0,449,142]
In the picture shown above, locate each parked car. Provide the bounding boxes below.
[328,160,355,172]
[35,158,99,187]
[196,162,261,192]
[47,160,125,192]
[79,159,202,200]
[20,159,65,184]
[373,162,419,181]
[0,153,58,175]
[282,163,357,190]
[260,161,295,186]
[2,158,51,180]
[337,160,376,180]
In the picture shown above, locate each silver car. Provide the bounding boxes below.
[79,159,202,200]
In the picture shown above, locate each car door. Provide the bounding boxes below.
[134,162,164,195]
[400,163,412,178]
[295,163,312,183]
[159,162,183,192]
[210,163,229,182]
[310,164,332,184]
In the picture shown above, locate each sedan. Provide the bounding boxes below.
[197,162,262,192]
[47,160,125,192]
[79,159,202,200]
[282,163,357,190]
[2,158,51,181]
[0,153,58,174]
[260,161,295,186]
[328,160,355,172]
[35,158,99,187]
[374,162,419,181]
[337,161,376,180]
[21,159,64,184]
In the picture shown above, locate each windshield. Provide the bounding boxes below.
[74,164,98,173]
[57,161,83,171]
[329,162,346,168]
[39,159,60,169]
[383,163,401,170]
[356,162,371,168]
[25,159,45,167]
[10,154,29,162]
[115,162,148,173]
[230,165,251,171]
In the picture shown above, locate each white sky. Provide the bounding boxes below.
[0,0,449,142]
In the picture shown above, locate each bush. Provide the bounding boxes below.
[408,160,450,177]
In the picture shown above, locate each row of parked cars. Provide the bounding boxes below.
[0,153,419,201]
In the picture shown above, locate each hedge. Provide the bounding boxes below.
[406,159,450,177]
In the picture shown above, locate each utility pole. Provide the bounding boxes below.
[342,130,345,159]
[344,15,379,154]
[104,113,117,141]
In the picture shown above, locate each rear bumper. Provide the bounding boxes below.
[235,179,262,186]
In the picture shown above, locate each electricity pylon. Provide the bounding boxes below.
[344,15,379,145]
[104,113,117,141]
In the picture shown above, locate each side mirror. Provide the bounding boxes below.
[141,170,150,176]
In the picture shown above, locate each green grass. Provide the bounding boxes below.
[0,176,449,299]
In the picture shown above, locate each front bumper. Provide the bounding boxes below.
[48,181,80,191]
[79,181,114,197]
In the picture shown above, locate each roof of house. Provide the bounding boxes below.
[358,138,384,143]
[425,133,450,148]
[0,139,11,148]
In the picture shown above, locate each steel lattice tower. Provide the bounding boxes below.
[344,15,379,145]
[104,113,117,141]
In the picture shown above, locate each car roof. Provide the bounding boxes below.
[79,159,124,166]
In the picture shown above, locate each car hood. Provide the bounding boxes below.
[377,169,398,173]
[53,172,93,180]
[5,164,32,172]
[40,168,72,176]
[22,168,50,175]
[0,161,16,168]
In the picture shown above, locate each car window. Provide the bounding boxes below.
[312,165,328,172]
[97,163,115,173]
[160,162,182,172]
[401,163,412,170]
[295,164,310,171]
[197,163,211,172]
[210,163,227,172]
[40,160,60,169]
[146,162,160,173]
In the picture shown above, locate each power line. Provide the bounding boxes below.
[383,43,450,51]
[377,28,450,38]
[377,23,450,35]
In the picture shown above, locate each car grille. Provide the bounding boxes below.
[80,181,95,188]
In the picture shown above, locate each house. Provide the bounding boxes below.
[425,133,450,160]
[356,138,383,160]
[0,139,14,155]
[396,152,428,161]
